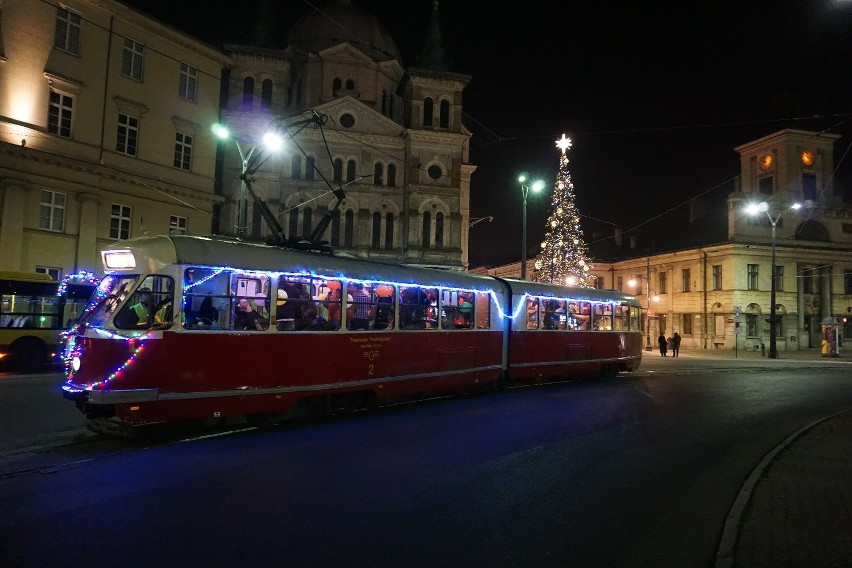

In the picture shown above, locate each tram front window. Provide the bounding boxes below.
[114,276,175,329]
[83,275,138,328]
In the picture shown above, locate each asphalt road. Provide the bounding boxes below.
[1,360,851,567]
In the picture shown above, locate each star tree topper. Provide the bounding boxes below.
[555,133,572,154]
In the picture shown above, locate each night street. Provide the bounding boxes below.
[2,356,850,567]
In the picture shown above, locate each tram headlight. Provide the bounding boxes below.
[71,356,81,372]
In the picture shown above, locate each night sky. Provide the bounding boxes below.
[124,0,852,266]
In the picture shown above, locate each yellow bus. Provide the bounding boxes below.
[0,271,98,372]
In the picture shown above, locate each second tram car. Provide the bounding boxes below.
[62,236,643,429]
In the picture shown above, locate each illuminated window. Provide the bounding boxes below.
[54,8,81,55]
[681,268,691,292]
[173,132,193,171]
[122,38,144,81]
[110,204,131,240]
[116,113,138,156]
[747,264,759,290]
[658,271,667,294]
[169,215,187,235]
[39,190,65,232]
[712,265,722,290]
[683,313,693,335]
[48,90,73,138]
[179,64,198,102]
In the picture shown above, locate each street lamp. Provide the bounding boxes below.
[628,260,659,352]
[213,124,284,238]
[518,175,545,280]
[745,201,802,359]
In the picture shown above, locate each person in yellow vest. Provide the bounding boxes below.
[118,288,169,328]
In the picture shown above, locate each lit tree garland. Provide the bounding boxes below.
[534,134,592,286]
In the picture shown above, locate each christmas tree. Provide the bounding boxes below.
[534,134,592,286]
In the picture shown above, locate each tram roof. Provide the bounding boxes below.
[501,278,641,305]
[104,235,500,291]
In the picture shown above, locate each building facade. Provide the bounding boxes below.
[216,1,475,269]
[0,0,229,278]
[474,129,852,352]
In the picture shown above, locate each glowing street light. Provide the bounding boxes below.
[213,123,284,238]
[518,174,545,280]
[744,201,802,359]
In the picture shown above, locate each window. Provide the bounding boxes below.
[173,132,193,171]
[802,173,817,201]
[330,210,341,247]
[169,215,187,235]
[422,211,431,248]
[48,90,73,138]
[441,289,476,330]
[746,314,757,337]
[526,297,539,329]
[747,264,759,290]
[339,113,355,128]
[427,165,442,180]
[802,267,814,294]
[633,275,644,295]
[681,269,691,292]
[346,159,357,182]
[110,204,131,240]
[374,163,384,185]
[179,64,198,101]
[682,313,693,335]
[39,190,65,232]
[344,210,354,247]
[616,276,623,292]
[122,38,144,81]
[435,212,444,249]
[758,176,773,195]
[372,212,381,249]
[54,8,81,55]
[345,79,354,90]
[333,77,341,91]
[305,156,316,181]
[302,207,312,239]
[291,155,301,179]
[242,77,254,106]
[844,270,852,295]
[712,265,722,290]
[423,97,433,126]
[288,208,298,240]
[439,99,450,128]
[35,266,62,280]
[333,158,343,182]
[387,164,397,187]
[774,265,784,292]
[116,113,138,156]
[385,213,394,249]
[658,272,667,294]
[399,286,436,330]
[261,79,273,109]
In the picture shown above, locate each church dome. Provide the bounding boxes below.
[286,0,402,62]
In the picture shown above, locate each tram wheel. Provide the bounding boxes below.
[246,413,278,429]
[600,363,619,378]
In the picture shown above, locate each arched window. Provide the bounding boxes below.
[374,163,384,185]
[345,79,355,90]
[385,213,394,249]
[435,212,444,249]
[290,155,301,179]
[372,212,381,249]
[387,164,397,187]
[422,211,431,248]
[306,156,316,181]
[288,208,299,240]
[242,76,254,106]
[333,77,342,92]
[330,209,341,246]
[344,210,355,247]
[382,91,388,115]
[423,97,433,127]
[346,159,357,182]
[261,79,273,109]
[439,99,450,128]
[333,159,343,182]
[302,207,313,239]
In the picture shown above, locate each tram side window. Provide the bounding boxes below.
[593,303,613,331]
[114,275,174,329]
[630,306,641,330]
[614,304,630,331]
[373,284,395,330]
[183,268,230,329]
[474,292,491,329]
[231,274,270,331]
[346,281,377,331]
[567,301,590,330]
[541,299,567,330]
[440,289,474,330]
[276,275,341,331]
[399,286,435,330]
[526,297,539,330]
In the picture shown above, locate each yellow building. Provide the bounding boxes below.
[0,0,230,278]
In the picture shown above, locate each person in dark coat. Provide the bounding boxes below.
[658,332,668,356]
[672,332,682,357]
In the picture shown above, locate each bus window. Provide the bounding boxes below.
[614,304,630,330]
[526,297,539,330]
[474,291,491,329]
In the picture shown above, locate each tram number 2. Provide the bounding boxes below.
[368,363,374,375]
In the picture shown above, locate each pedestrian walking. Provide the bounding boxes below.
[658,332,668,356]
[672,332,681,357]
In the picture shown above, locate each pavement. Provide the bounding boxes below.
[646,347,852,567]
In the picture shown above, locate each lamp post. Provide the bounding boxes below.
[745,201,802,359]
[628,258,657,351]
[518,175,545,280]
[213,124,283,238]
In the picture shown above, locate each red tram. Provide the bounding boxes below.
[62,236,643,429]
